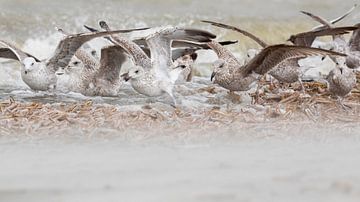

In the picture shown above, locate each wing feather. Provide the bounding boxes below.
[201,20,268,48]
[243,44,347,75]
[0,40,40,62]
[46,28,148,72]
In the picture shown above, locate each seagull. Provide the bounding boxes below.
[54,28,132,96]
[90,21,216,106]
[287,26,357,47]
[56,45,128,96]
[0,27,149,91]
[202,20,353,92]
[326,63,357,108]
[290,4,357,48]
[300,10,360,69]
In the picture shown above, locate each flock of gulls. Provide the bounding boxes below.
[1,5,360,108]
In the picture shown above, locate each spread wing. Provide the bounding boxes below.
[46,28,148,73]
[289,26,357,46]
[0,40,40,62]
[97,46,127,83]
[146,27,216,80]
[135,39,237,60]
[242,44,347,75]
[202,20,268,48]
[311,4,357,30]
[134,38,237,49]
[96,21,152,69]
[301,11,333,28]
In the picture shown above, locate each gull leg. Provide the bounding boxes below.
[337,96,351,110]
[162,84,177,108]
[254,84,262,104]
[168,91,177,108]
[298,78,306,94]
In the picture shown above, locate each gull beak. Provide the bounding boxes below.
[210,72,216,82]
[339,67,344,74]
[121,72,131,82]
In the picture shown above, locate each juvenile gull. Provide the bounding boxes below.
[325,64,357,108]
[56,45,127,96]
[301,10,360,69]
[202,20,352,91]
[289,5,357,48]
[288,26,357,47]
[0,27,148,91]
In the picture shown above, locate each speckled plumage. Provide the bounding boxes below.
[300,9,360,69]
[208,41,258,91]
[326,66,356,97]
[268,58,303,83]
[0,29,142,91]
[56,46,127,97]
[203,21,347,92]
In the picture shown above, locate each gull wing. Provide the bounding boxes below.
[301,11,333,28]
[135,39,237,60]
[97,45,127,83]
[288,26,357,46]
[0,40,40,62]
[202,20,268,48]
[96,21,152,69]
[46,28,147,73]
[243,44,347,75]
[311,4,357,30]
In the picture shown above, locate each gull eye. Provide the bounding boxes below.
[73,61,80,65]
[135,70,139,74]
[31,62,34,66]
[179,65,186,69]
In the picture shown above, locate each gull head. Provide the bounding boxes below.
[56,58,83,77]
[211,59,226,82]
[287,35,296,44]
[22,57,39,74]
[246,49,259,60]
[121,66,145,82]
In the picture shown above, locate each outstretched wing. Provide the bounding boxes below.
[97,45,127,83]
[311,4,357,30]
[145,27,215,80]
[301,11,333,28]
[243,44,347,75]
[96,21,152,69]
[46,28,148,73]
[289,26,357,46]
[0,40,40,62]
[135,39,237,60]
[202,20,268,48]
[134,38,237,49]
